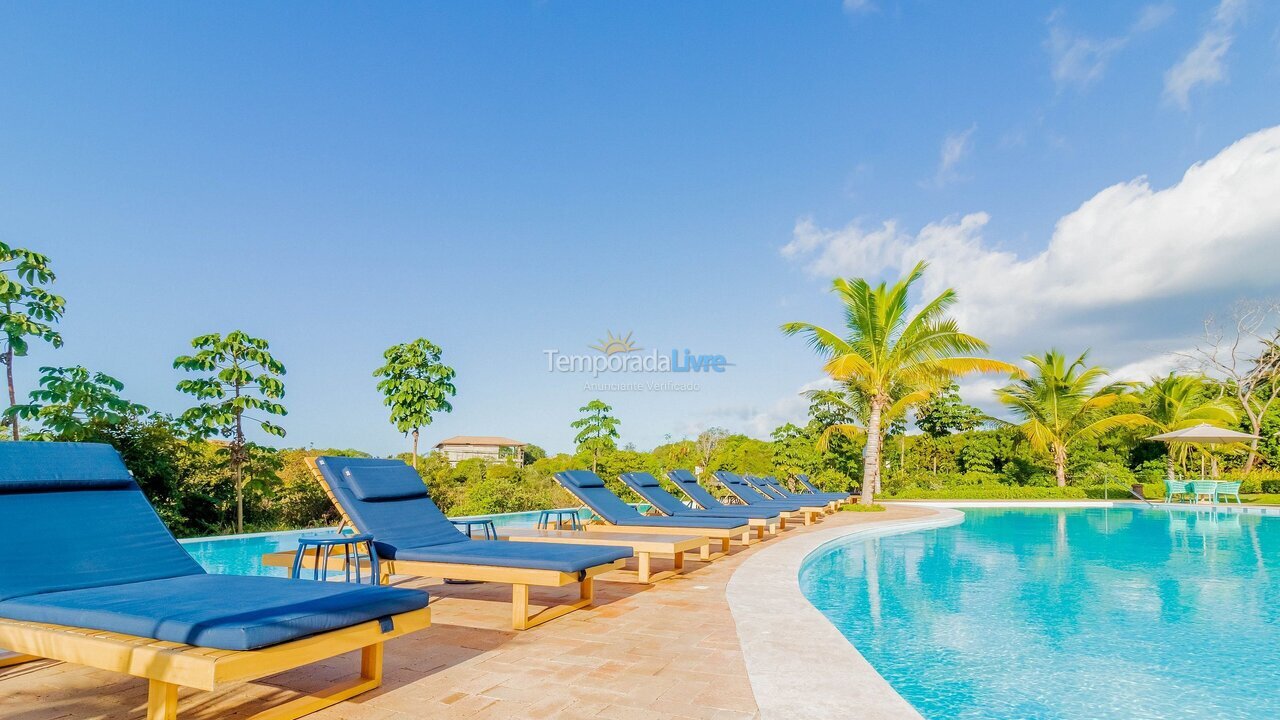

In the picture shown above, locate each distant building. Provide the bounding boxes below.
[434,435,527,466]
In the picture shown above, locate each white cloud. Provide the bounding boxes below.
[930,125,976,187]
[782,124,1280,357]
[1164,0,1246,108]
[682,378,834,439]
[842,0,876,16]
[1046,5,1173,90]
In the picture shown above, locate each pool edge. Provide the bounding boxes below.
[725,506,964,720]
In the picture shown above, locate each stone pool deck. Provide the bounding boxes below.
[0,504,934,720]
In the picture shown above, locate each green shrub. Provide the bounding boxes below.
[885,485,1089,500]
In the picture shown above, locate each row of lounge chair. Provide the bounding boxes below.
[0,441,851,720]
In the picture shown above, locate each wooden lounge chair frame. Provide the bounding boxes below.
[308,458,623,630]
[0,608,429,720]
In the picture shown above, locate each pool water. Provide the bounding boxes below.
[799,507,1280,720]
[180,507,601,576]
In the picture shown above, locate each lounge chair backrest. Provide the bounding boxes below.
[666,469,725,508]
[314,456,468,555]
[554,471,642,524]
[714,471,764,499]
[0,442,204,602]
[745,475,785,499]
[796,474,821,493]
[619,472,685,515]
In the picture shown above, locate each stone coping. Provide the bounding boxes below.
[725,507,963,720]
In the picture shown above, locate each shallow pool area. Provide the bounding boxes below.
[799,507,1280,720]
[180,507,599,576]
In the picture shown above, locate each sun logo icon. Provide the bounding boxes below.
[590,330,641,355]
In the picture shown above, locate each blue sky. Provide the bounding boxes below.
[2,1,1279,455]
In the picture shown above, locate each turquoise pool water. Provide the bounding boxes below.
[180,507,599,576]
[799,507,1280,720]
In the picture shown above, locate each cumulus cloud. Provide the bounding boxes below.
[1046,5,1173,90]
[783,125,1280,357]
[681,377,835,439]
[1164,0,1246,108]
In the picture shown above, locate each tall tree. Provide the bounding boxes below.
[695,426,729,474]
[782,262,1018,504]
[915,382,986,437]
[572,398,619,473]
[1185,302,1280,472]
[373,338,457,468]
[174,331,287,534]
[0,242,65,440]
[1144,373,1237,480]
[995,350,1151,486]
[5,365,147,440]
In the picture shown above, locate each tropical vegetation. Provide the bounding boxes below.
[5,242,1280,539]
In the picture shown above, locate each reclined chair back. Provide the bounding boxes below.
[619,472,687,515]
[667,469,728,508]
[313,456,468,558]
[554,471,643,523]
[1,442,204,603]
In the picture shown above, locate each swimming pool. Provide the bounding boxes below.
[180,507,603,576]
[799,507,1280,720]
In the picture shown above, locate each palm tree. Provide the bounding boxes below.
[782,262,1019,504]
[995,350,1152,487]
[1144,373,1237,480]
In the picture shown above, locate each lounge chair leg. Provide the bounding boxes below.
[361,643,383,684]
[638,552,651,583]
[722,538,731,555]
[147,680,179,720]
[673,551,685,572]
[512,584,531,630]
[742,530,753,544]
[699,544,711,561]
[581,577,594,604]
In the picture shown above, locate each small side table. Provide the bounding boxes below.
[292,533,380,585]
[536,509,583,531]
[450,519,498,540]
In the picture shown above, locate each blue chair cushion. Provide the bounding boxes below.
[342,464,430,501]
[394,539,630,573]
[315,457,469,553]
[0,574,429,651]
[317,458,629,573]
[553,471,643,524]
[0,441,133,493]
[557,470,606,488]
[667,469,731,509]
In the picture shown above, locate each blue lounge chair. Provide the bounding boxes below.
[619,472,781,538]
[713,471,826,525]
[554,470,755,558]
[0,442,430,720]
[311,456,630,630]
[771,474,851,504]
[744,474,841,508]
[798,473,855,501]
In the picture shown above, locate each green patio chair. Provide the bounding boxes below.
[1164,479,1192,503]
[1188,480,1220,504]
[1215,481,1242,504]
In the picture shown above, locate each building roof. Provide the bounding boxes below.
[434,435,528,448]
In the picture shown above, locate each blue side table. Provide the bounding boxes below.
[292,533,380,585]
[450,519,498,540]
[537,509,583,531]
